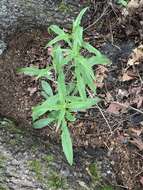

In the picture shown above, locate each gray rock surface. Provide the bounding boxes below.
[0,118,90,190]
[0,118,115,190]
[0,0,87,54]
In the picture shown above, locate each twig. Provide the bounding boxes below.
[86,88,113,134]
[84,4,111,31]
[113,102,143,115]
[96,104,113,134]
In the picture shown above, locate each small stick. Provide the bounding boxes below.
[96,104,113,134]
[84,5,110,31]
[113,102,143,115]
[87,89,113,134]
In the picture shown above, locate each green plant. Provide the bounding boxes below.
[116,0,128,7]
[18,7,110,165]
[88,163,101,183]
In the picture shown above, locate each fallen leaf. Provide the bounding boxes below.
[129,138,143,151]
[127,0,143,17]
[95,66,108,88]
[137,96,143,108]
[127,44,143,66]
[105,92,114,103]
[106,102,127,114]
[129,128,143,136]
[133,96,143,109]
[122,70,137,81]
[140,176,143,186]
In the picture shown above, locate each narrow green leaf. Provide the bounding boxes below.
[57,69,66,103]
[88,55,111,66]
[52,45,64,73]
[18,66,51,79]
[77,56,97,93]
[68,97,100,111]
[80,66,96,93]
[48,111,60,120]
[66,83,76,94]
[41,91,49,99]
[67,96,83,102]
[47,25,71,46]
[41,80,53,96]
[32,95,59,121]
[17,67,38,75]
[45,36,65,48]
[48,25,66,36]
[83,42,101,56]
[57,109,66,130]
[61,120,73,165]
[66,111,76,122]
[33,118,55,129]
[72,26,83,52]
[73,7,88,30]
[75,66,86,99]
[77,56,95,80]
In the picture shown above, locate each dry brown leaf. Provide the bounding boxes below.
[129,128,143,136]
[127,44,143,66]
[128,0,140,10]
[122,71,135,81]
[127,0,143,15]
[129,138,143,151]
[95,66,108,88]
[106,102,126,114]
[105,92,114,103]
[133,96,143,108]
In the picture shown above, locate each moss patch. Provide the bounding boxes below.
[0,118,24,135]
[88,163,101,184]
[0,184,9,190]
[48,171,68,190]
[28,159,43,181]
[0,155,7,170]
[58,0,71,13]
[0,155,8,190]
[28,157,68,189]
[42,155,54,163]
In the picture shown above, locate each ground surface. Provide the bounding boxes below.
[0,0,143,189]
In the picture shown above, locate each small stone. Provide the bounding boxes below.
[11,159,19,166]
[0,40,7,55]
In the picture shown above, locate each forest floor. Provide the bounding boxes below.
[0,0,143,189]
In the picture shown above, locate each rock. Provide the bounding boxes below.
[0,40,7,55]
[0,118,117,190]
[0,0,88,51]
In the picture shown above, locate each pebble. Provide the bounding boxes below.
[0,40,7,55]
